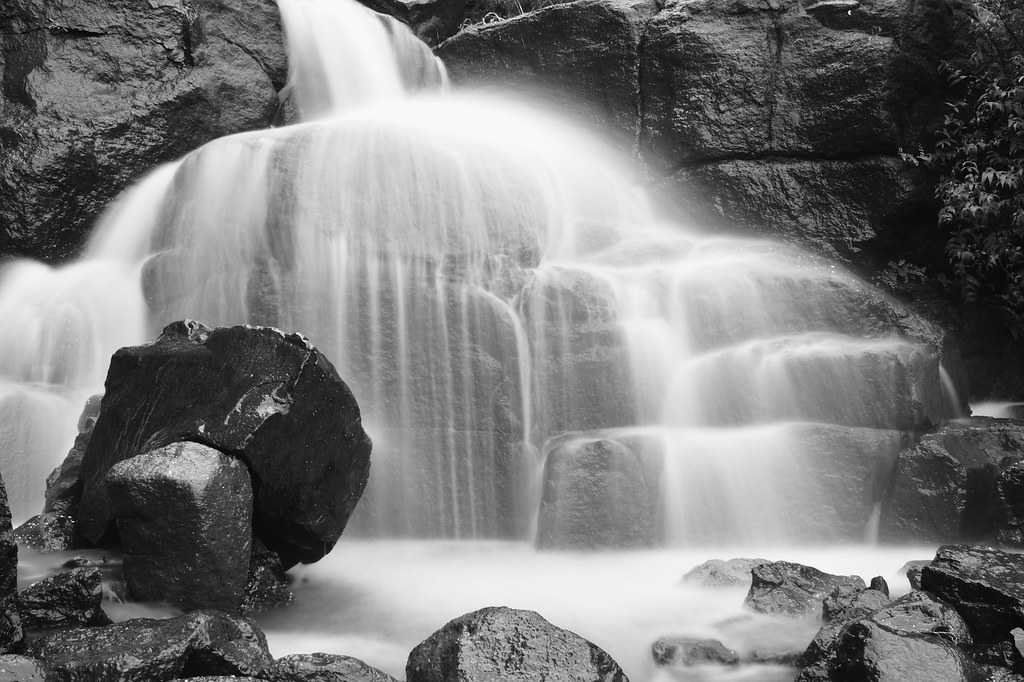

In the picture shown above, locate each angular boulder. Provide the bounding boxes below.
[26,610,273,680]
[76,321,372,566]
[0,0,286,260]
[537,438,654,549]
[651,637,739,666]
[921,545,1024,648]
[43,393,102,518]
[105,442,253,612]
[242,540,293,613]
[681,558,770,588]
[879,419,1024,545]
[406,606,627,681]
[261,653,398,681]
[745,561,864,617]
[17,567,109,630]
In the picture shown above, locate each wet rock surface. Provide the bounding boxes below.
[745,561,865,617]
[537,438,654,549]
[651,636,739,666]
[13,513,77,553]
[75,321,372,567]
[880,419,1024,545]
[242,540,293,613]
[261,653,399,681]
[0,473,18,655]
[26,610,273,681]
[17,566,109,630]
[682,558,770,587]
[921,545,1024,648]
[43,394,103,520]
[106,442,253,612]
[0,655,47,682]
[0,0,287,260]
[406,606,627,681]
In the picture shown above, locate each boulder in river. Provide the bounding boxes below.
[745,561,864,617]
[105,441,253,613]
[880,418,1024,545]
[26,610,273,680]
[406,606,627,681]
[13,513,76,553]
[651,636,739,666]
[260,652,398,681]
[17,567,109,630]
[43,393,102,519]
[681,558,770,588]
[921,545,1024,649]
[536,437,654,550]
[75,320,372,567]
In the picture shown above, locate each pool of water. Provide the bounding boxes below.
[252,540,933,681]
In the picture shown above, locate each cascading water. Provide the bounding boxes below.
[0,0,957,541]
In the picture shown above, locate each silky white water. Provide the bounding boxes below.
[0,0,969,677]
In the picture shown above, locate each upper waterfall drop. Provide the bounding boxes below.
[0,0,962,544]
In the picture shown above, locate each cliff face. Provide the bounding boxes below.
[0,0,287,261]
[438,0,969,268]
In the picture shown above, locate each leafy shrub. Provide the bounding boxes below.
[904,0,1024,334]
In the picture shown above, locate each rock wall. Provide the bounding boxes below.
[0,0,287,261]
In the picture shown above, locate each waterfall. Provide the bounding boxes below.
[0,0,958,543]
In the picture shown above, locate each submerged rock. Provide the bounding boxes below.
[0,655,47,682]
[921,545,1024,648]
[651,637,739,666]
[26,610,273,680]
[261,652,398,681]
[106,441,253,612]
[746,561,864,617]
[406,606,627,681]
[681,558,770,587]
[17,567,109,630]
[536,438,654,550]
[76,321,372,567]
[880,418,1024,545]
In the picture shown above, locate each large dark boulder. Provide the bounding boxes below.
[745,561,865,617]
[406,606,627,681]
[799,591,975,681]
[43,393,102,518]
[26,610,273,681]
[921,545,1024,648]
[105,442,253,612]
[536,437,654,549]
[0,0,286,260]
[17,567,109,630]
[879,419,1024,545]
[75,321,372,567]
[260,653,398,681]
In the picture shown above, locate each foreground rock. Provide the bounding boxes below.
[13,513,77,553]
[242,540,293,613]
[921,545,1024,648]
[799,590,975,681]
[746,561,864,617]
[652,637,738,667]
[261,653,398,681]
[0,473,18,655]
[406,606,627,681]
[106,442,253,612]
[43,394,103,520]
[18,567,109,630]
[75,321,372,566]
[0,0,286,260]
[682,558,769,587]
[537,438,654,549]
[880,418,1024,545]
[0,655,47,681]
[26,611,272,680]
